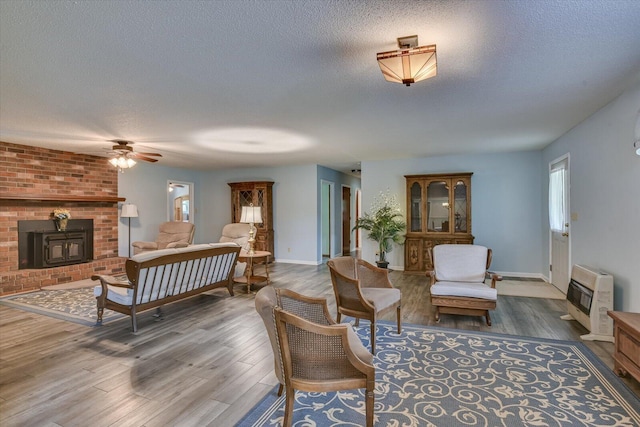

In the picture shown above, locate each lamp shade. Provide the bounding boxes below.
[377,37,437,86]
[110,156,137,169]
[121,203,139,218]
[240,205,262,224]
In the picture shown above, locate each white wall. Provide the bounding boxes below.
[118,162,205,256]
[360,151,543,273]
[542,80,640,312]
[201,164,319,264]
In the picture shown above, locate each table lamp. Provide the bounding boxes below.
[240,204,262,255]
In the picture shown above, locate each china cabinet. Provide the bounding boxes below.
[404,173,473,273]
[228,181,274,256]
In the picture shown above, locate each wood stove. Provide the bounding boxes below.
[18,219,94,269]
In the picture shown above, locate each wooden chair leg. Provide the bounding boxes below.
[434,307,440,323]
[337,312,342,323]
[365,386,374,427]
[370,320,376,354]
[284,386,295,427]
[277,383,284,396]
[396,306,401,334]
[485,311,492,326]
[355,318,360,327]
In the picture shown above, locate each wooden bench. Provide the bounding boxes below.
[92,243,241,332]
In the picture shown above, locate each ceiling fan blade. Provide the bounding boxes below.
[131,154,159,163]
[136,152,162,157]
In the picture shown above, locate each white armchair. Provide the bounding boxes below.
[428,244,502,325]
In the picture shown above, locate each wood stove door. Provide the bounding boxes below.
[44,234,85,267]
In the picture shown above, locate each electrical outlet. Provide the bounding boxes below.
[288,247,291,252]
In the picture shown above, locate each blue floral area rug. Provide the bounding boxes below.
[0,288,125,326]
[237,322,640,427]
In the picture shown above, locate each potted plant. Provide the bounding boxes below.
[353,190,406,268]
[52,208,71,231]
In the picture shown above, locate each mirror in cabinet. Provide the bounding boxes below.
[427,180,449,232]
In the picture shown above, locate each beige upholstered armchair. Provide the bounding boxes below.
[219,223,250,250]
[219,223,250,277]
[428,244,502,325]
[327,256,401,354]
[131,221,195,255]
[255,286,375,427]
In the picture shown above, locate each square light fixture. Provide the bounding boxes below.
[377,35,437,86]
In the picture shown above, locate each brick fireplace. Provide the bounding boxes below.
[0,141,126,295]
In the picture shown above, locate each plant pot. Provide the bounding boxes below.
[56,218,68,231]
[376,261,389,269]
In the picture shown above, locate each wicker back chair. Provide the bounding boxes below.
[255,286,375,427]
[327,257,401,354]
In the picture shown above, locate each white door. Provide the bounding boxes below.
[549,155,571,293]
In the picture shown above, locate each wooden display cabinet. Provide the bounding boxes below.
[404,173,474,273]
[228,181,274,257]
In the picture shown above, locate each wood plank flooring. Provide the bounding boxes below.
[1,262,638,426]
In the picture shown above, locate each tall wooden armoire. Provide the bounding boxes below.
[228,181,274,256]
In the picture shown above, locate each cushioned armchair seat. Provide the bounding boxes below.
[430,281,497,300]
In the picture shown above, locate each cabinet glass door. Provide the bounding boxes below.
[427,181,449,232]
[410,181,422,232]
[453,180,468,232]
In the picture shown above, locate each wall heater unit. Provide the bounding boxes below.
[560,264,614,342]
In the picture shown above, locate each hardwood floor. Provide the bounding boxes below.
[1,262,638,426]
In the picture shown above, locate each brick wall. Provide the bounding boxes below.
[0,141,126,295]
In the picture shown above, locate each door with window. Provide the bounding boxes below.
[549,155,570,293]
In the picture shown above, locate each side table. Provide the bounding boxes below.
[235,250,271,294]
[607,311,640,383]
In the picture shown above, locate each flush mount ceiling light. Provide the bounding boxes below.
[377,35,437,86]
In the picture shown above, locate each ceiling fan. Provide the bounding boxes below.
[109,139,162,162]
[108,139,162,171]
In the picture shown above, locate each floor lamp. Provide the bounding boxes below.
[121,203,138,258]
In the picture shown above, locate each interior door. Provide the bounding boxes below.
[342,186,351,256]
[549,155,570,293]
[321,181,331,258]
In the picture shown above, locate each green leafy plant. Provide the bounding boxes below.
[353,190,406,264]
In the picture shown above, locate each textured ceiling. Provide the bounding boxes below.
[1,0,640,173]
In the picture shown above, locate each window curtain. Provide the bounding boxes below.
[549,168,566,232]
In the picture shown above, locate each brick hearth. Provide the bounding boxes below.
[1,141,126,295]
